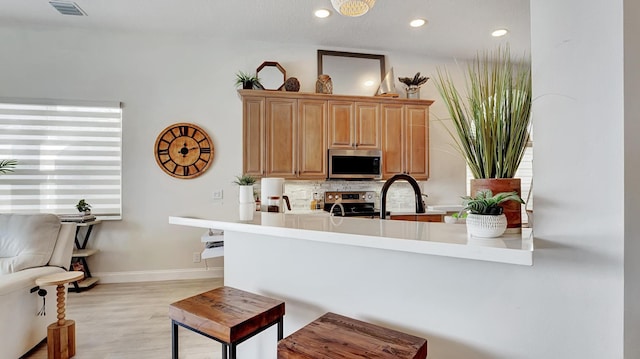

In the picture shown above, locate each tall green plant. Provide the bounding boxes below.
[434,46,532,179]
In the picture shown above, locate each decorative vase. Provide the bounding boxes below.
[238,185,255,204]
[406,86,420,99]
[466,213,508,238]
[316,74,333,94]
[470,178,522,233]
[239,202,255,221]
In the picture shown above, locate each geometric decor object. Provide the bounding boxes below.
[330,0,376,17]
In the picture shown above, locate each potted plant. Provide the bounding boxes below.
[235,71,261,90]
[434,46,531,231]
[76,199,92,215]
[0,159,17,175]
[398,72,429,99]
[461,190,524,238]
[233,174,257,203]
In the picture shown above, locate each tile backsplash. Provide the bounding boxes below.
[256,180,428,212]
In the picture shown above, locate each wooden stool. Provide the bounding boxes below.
[277,312,428,359]
[169,286,285,359]
[35,271,84,359]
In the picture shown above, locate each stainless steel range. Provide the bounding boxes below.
[323,191,379,217]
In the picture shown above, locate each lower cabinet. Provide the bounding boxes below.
[389,214,443,222]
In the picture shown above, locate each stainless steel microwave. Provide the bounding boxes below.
[328,149,382,180]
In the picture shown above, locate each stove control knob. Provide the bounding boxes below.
[367,193,373,200]
[328,194,333,200]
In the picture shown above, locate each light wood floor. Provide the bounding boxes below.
[23,278,224,359]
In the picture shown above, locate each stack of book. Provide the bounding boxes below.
[58,213,96,222]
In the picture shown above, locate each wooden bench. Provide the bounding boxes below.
[278,312,427,359]
[169,286,285,359]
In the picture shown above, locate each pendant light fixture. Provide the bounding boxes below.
[330,0,376,17]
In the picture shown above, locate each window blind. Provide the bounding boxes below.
[0,99,122,219]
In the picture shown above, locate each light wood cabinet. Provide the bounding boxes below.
[239,90,432,180]
[242,97,265,177]
[298,100,327,179]
[265,98,297,177]
[381,103,430,180]
[242,96,326,179]
[328,101,380,149]
[389,214,443,222]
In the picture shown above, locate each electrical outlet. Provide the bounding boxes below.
[213,189,223,200]
[193,252,201,263]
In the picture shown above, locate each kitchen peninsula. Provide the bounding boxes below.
[169,213,533,358]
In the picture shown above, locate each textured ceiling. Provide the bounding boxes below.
[0,0,531,59]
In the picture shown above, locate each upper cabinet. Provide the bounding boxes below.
[242,96,265,177]
[381,103,430,180]
[239,90,432,180]
[328,101,380,149]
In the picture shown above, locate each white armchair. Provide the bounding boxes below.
[0,214,76,359]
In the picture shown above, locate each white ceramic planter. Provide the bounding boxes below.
[466,213,507,238]
[238,185,254,204]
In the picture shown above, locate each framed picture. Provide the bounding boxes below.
[317,50,386,96]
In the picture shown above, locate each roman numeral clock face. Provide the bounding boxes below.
[154,123,214,179]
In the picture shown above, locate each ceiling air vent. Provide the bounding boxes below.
[49,1,87,16]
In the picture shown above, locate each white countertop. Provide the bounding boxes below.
[170,212,533,266]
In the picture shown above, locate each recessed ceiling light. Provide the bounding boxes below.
[492,28,508,37]
[315,9,331,18]
[410,18,427,28]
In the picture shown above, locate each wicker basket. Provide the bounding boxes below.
[466,213,507,238]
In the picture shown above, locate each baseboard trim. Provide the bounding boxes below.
[93,267,224,284]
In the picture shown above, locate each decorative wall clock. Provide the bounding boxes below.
[154,122,214,179]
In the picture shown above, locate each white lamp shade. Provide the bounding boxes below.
[331,0,376,17]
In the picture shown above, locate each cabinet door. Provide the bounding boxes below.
[405,105,429,180]
[381,104,405,179]
[354,102,380,149]
[265,98,297,178]
[242,97,265,177]
[328,101,354,149]
[298,100,328,179]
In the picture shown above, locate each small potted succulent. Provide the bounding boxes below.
[235,71,262,90]
[398,72,429,99]
[0,159,17,174]
[76,199,92,215]
[233,174,257,203]
[461,190,524,237]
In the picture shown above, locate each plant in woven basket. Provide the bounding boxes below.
[461,190,523,215]
[0,159,17,175]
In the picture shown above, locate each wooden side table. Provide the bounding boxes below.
[278,312,428,359]
[36,271,84,359]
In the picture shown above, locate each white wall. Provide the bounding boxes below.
[531,0,627,357]
[0,24,466,280]
[624,0,640,356]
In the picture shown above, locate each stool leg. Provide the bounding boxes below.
[229,343,237,359]
[172,320,178,359]
[222,343,228,359]
[277,317,284,340]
